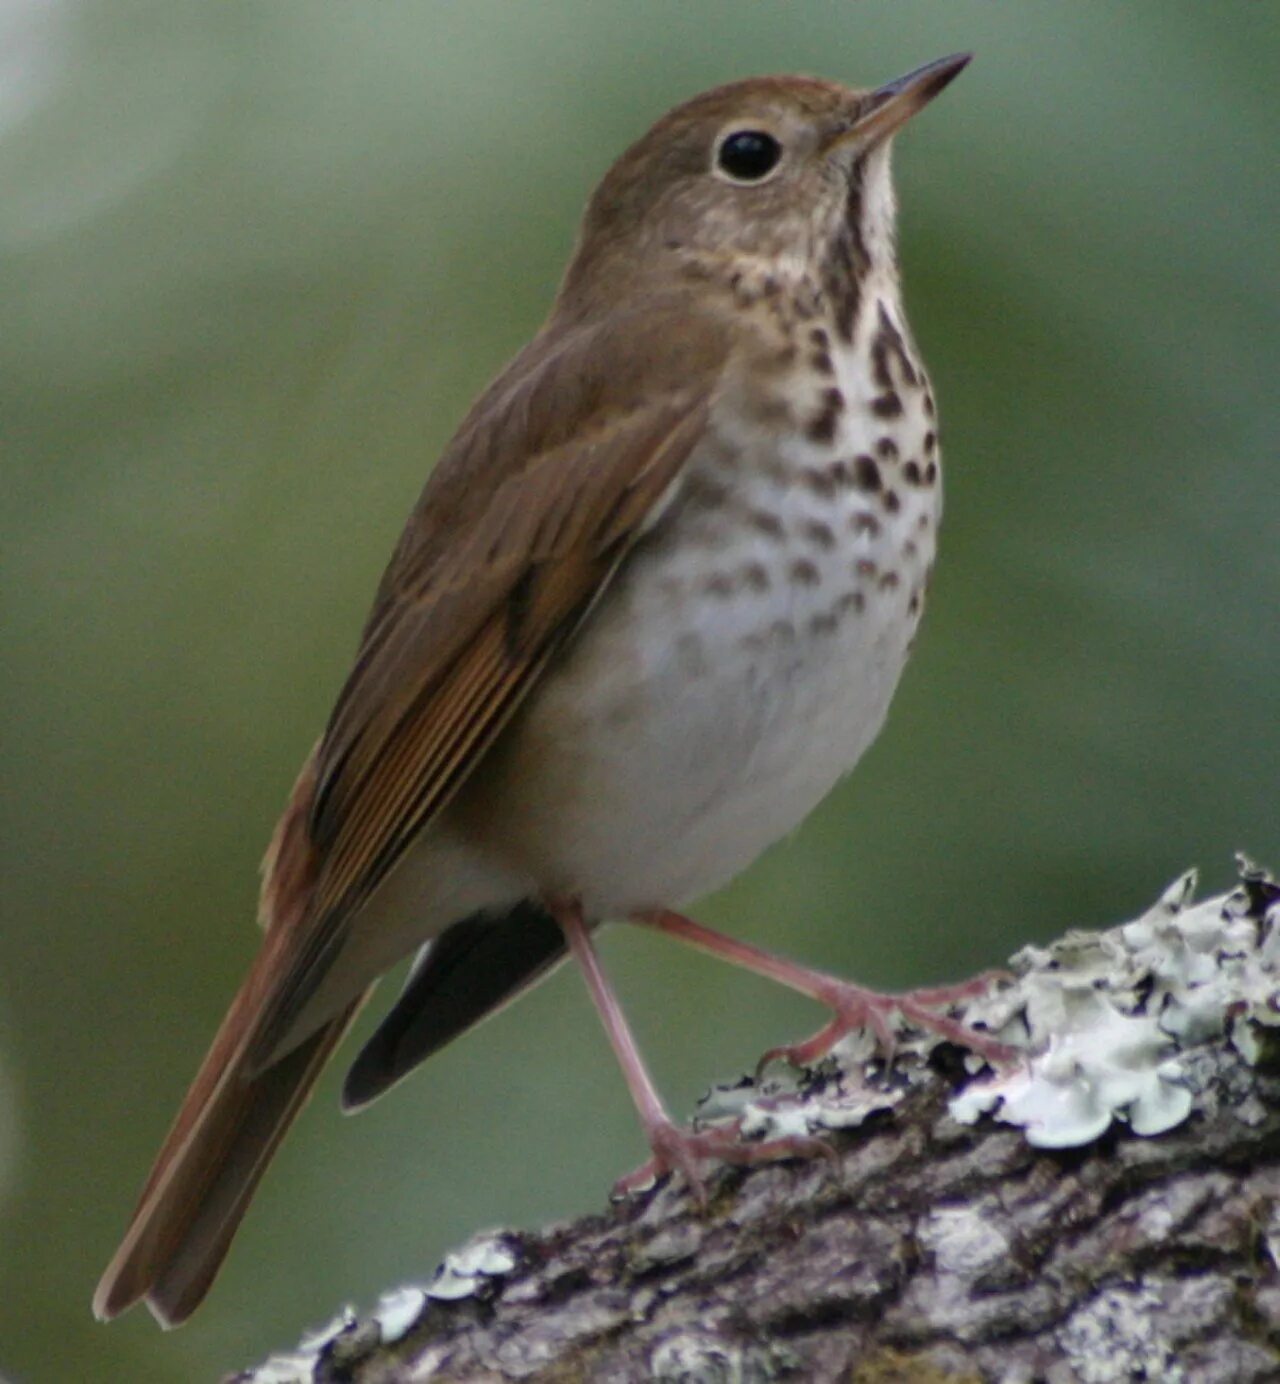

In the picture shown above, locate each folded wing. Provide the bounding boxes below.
[93,300,729,1324]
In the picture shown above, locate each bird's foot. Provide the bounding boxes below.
[613,1116,834,1203]
[635,910,1015,1073]
[760,969,1016,1071]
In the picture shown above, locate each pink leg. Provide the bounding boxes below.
[552,899,831,1200]
[635,909,1015,1068]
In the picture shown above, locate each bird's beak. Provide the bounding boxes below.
[825,52,972,155]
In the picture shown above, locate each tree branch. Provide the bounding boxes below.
[236,862,1280,1383]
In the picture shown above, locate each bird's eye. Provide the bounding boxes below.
[715,129,783,183]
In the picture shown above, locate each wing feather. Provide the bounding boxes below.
[244,305,727,1067]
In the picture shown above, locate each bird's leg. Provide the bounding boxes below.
[634,909,1015,1068]
[551,899,831,1200]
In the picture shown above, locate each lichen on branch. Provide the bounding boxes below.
[236,860,1280,1384]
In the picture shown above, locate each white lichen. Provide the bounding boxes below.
[1263,1202,1280,1272]
[295,1304,356,1352]
[245,1306,356,1383]
[648,1329,799,1382]
[948,997,1193,1148]
[1056,1280,1186,1384]
[246,1354,325,1384]
[952,859,1279,1148]
[695,858,1278,1155]
[696,1036,904,1145]
[919,1201,1011,1278]
[243,1232,518,1382]
[426,1230,518,1301]
[373,1285,427,1343]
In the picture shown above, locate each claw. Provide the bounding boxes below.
[613,1118,836,1202]
[634,909,1017,1076]
[757,1016,848,1076]
[768,974,1016,1072]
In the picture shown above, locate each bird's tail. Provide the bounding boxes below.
[93,748,364,1327]
[92,965,364,1327]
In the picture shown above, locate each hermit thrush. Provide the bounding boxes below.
[96,53,1002,1328]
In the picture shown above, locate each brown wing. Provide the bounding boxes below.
[244,302,728,1068]
[94,303,728,1324]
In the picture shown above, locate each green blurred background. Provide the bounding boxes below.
[2,2,1276,1378]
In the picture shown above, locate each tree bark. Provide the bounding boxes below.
[236,865,1280,1383]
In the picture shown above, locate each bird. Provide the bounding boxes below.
[94,52,1005,1328]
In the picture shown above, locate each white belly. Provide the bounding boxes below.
[464,301,940,918]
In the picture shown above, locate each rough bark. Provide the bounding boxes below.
[236,865,1280,1383]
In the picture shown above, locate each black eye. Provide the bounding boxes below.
[716,129,782,183]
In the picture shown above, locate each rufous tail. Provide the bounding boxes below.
[92,955,364,1326]
[93,749,362,1327]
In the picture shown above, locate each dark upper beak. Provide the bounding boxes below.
[825,52,972,154]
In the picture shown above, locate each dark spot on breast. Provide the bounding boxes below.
[875,302,920,386]
[903,538,918,559]
[855,557,878,577]
[853,455,882,492]
[762,275,781,298]
[809,611,838,637]
[878,571,900,591]
[809,326,830,350]
[805,387,845,444]
[851,511,881,536]
[754,395,792,427]
[917,512,931,531]
[750,510,785,541]
[820,167,868,342]
[903,461,922,486]
[760,454,792,487]
[875,437,899,460]
[870,336,893,392]
[908,591,921,615]
[789,558,821,587]
[802,520,836,550]
[882,488,901,513]
[924,393,936,417]
[810,350,834,375]
[742,562,771,593]
[924,460,938,486]
[804,466,836,499]
[871,392,903,419]
[772,343,798,371]
[835,590,866,616]
[924,431,937,454]
[703,572,736,599]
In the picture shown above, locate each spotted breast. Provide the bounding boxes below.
[472,193,940,917]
